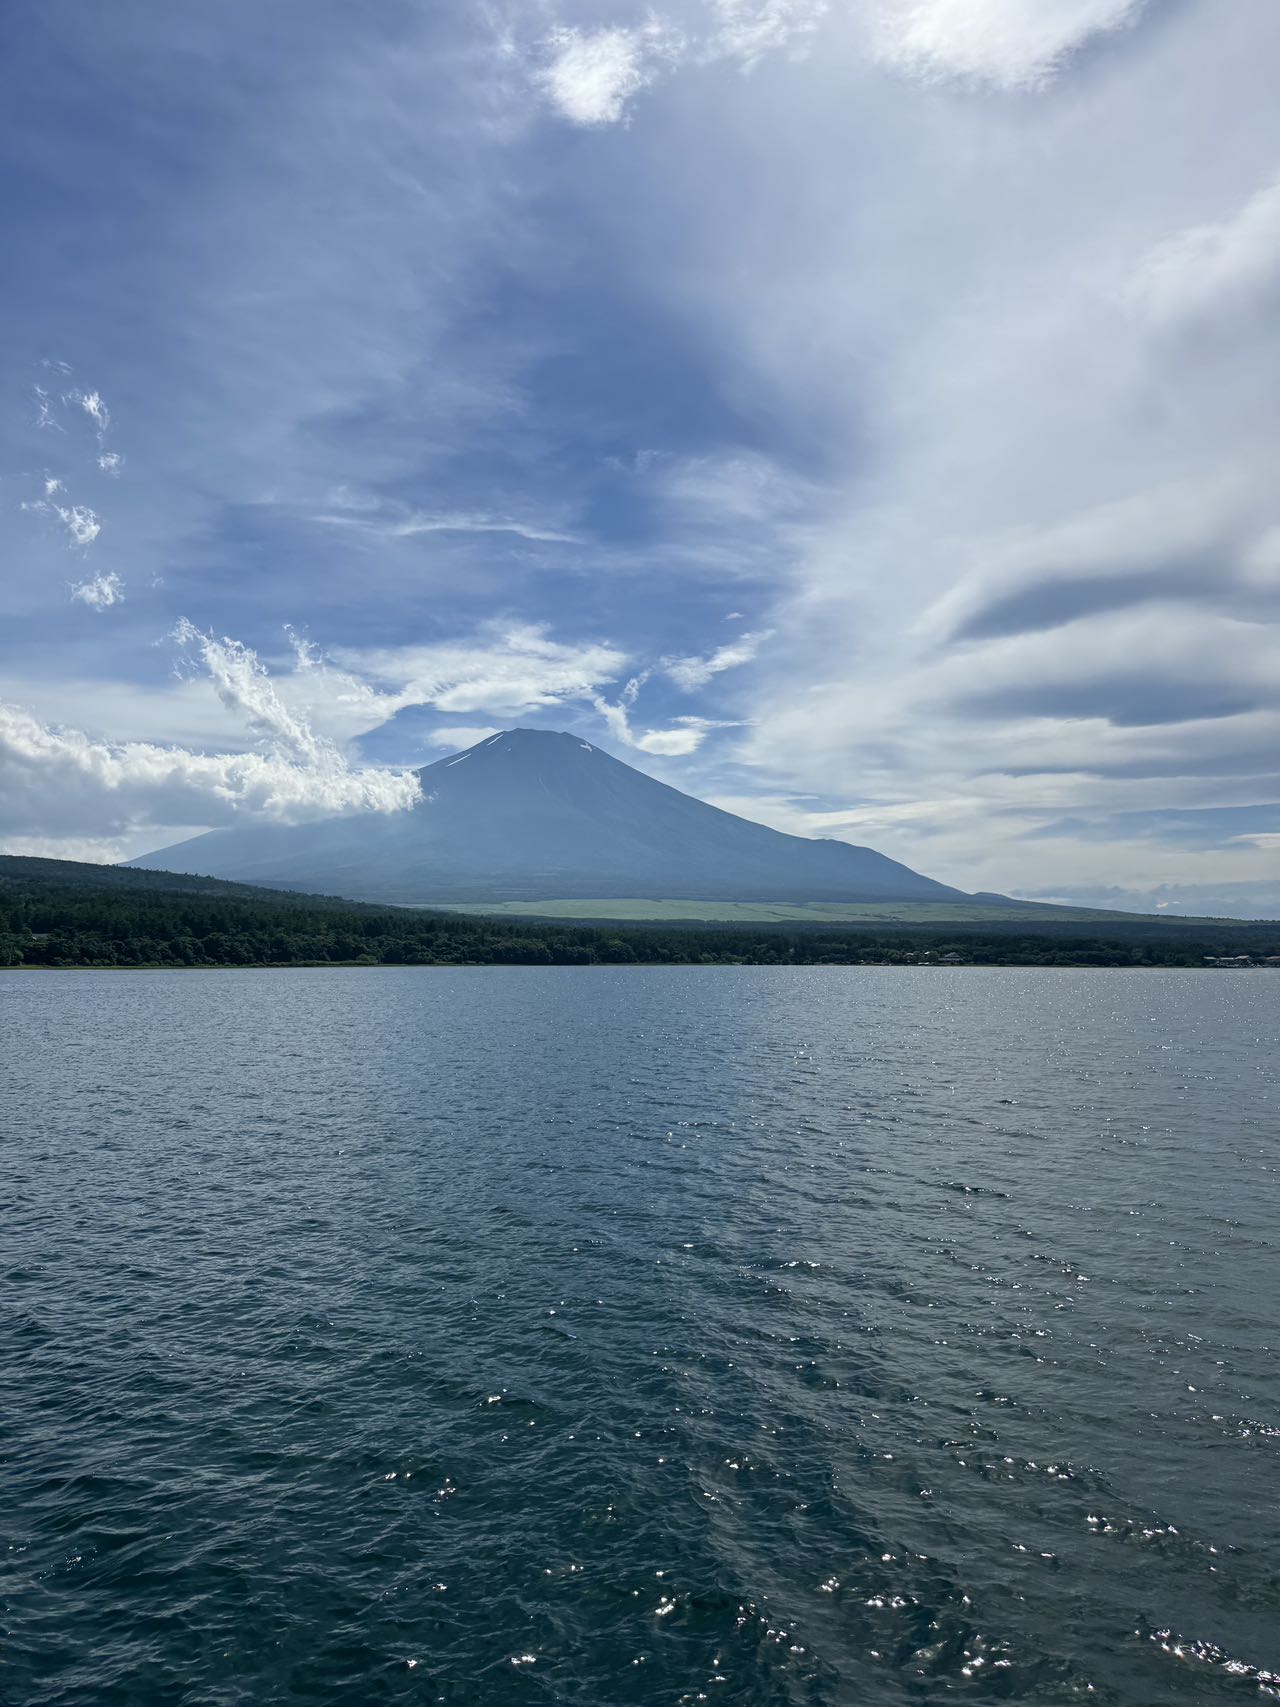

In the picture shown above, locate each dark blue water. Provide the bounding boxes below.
[3,968,1278,1705]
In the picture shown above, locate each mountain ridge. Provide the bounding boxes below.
[128,726,980,907]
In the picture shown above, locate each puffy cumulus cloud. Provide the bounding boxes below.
[538,20,683,125]
[0,619,422,851]
[0,701,420,844]
[70,571,125,610]
[1126,171,1280,328]
[0,673,258,754]
[870,0,1147,89]
[665,631,768,690]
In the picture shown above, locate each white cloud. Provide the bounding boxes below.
[97,451,124,475]
[926,607,1280,718]
[61,504,101,546]
[6,2,1277,910]
[1127,172,1280,326]
[424,725,502,750]
[705,760,1280,908]
[0,832,156,865]
[30,500,103,547]
[19,486,103,546]
[0,674,257,752]
[267,623,742,759]
[601,4,1280,901]
[0,701,420,841]
[70,571,125,610]
[73,388,110,436]
[312,493,579,545]
[391,512,577,544]
[174,619,343,766]
[538,20,682,126]
[0,620,423,840]
[659,449,815,523]
[1241,526,1280,588]
[590,692,733,754]
[1022,881,1280,919]
[871,0,1147,90]
[532,2,824,127]
[335,623,628,721]
[37,623,635,761]
[0,617,646,844]
[665,630,767,690]
[916,470,1268,645]
[709,0,827,68]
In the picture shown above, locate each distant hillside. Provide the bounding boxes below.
[128,727,975,906]
[0,855,346,906]
[4,856,1278,970]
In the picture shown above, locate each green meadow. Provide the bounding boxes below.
[421,897,1225,926]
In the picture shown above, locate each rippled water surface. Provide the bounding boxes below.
[3,967,1279,1705]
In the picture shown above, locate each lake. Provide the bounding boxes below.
[3,967,1278,1704]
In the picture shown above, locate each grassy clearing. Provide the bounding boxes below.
[418,897,1189,925]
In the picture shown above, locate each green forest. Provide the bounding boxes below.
[3,856,1278,969]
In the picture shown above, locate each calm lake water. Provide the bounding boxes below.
[3,967,1278,1705]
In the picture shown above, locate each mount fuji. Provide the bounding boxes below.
[128,727,974,908]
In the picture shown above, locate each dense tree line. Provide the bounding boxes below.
[2,857,1277,969]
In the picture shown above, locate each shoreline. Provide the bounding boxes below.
[4,962,1273,974]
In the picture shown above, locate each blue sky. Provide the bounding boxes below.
[2,0,1278,915]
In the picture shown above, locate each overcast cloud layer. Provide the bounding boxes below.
[1,0,1277,915]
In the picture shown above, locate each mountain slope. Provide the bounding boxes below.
[128,727,971,905]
